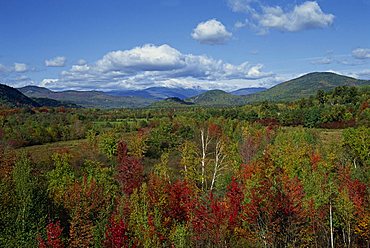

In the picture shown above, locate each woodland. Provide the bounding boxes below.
[0,86,369,247]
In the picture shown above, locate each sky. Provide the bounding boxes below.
[0,0,369,91]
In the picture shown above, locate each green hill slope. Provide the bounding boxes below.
[248,72,370,102]
[187,90,247,106]
[0,84,40,107]
[149,97,194,108]
[32,98,81,108]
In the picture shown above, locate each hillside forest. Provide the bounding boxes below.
[0,86,369,247]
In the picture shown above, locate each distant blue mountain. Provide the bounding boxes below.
[107,87,206,100]
[230,87,267,96]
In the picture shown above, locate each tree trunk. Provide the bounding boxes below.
[200,129,209,191]
[330,201,334,248]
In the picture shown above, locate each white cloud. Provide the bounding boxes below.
[347,69,370,79]
[70,64,90,72]
[230,1,334,33]
[40,78,59,87]
[45,56,67,67]
[191,19,232,45]
[352,48,370,59]
[228,0,256,13]
[311,57,333,65]
[2,75,36,88]
[77,59,87,65]
[235,21,247,29]
[258,2,334,32]
[41,44,276,91]
[96,44,184,72]
[14,63,28,73]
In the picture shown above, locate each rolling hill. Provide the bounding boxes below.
[149,97,195,108]
[230,87,266,96]
[0,84,40,107]
[247,72,370,102]
[187,90,247,106]
[19,86,155,108]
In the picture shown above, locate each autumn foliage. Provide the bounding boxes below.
[0,104,369,247]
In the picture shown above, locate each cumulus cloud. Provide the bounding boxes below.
[229,1,334,33]
[41,44,275,91]
[45,56,67,67]
[191,19,232,45]
[70,64,90,72]
[352,48,370,59]
[14,63,28,73]
[40,78,59,87]
[258,2,334,32]
[96,44,184,71]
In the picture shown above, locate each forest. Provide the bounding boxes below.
[0,86,369,247]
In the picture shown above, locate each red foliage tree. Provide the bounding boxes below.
[63,176,107,248]
[242,159,307,247]
[225,178,244,230]
[37,221,64,248]
[116,140,144,195]
[338,166,367,216]
[104,215,129,248]
[208,123,222,138]
[191,192,234,246]
[166,180,195,223]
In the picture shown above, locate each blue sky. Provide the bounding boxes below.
[0,0,369,91]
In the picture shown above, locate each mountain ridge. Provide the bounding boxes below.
[0,84,40,107]
[246,72,370,102]
[14,72,370,108]
[107,87,206,100]
[230,87,266,96]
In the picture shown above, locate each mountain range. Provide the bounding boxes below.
[18,86,155,108]
[107,87,206,100]
[151,72,370,107]
[1,72,369,108]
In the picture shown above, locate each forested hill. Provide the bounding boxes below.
[0,83,40,107]
[230,87,266,96]
[150,97,194,108]
[187,90,247,106]
[19,86,155,109]
[247,72,370,102]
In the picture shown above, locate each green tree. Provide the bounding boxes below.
[98,131,118,159]
[13,153,38,247]
[342,127,370,167]
[47,153,75,205]
[180,140,200,184]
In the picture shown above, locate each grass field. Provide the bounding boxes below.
[17,139,88,165]
[316,128,343,147]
